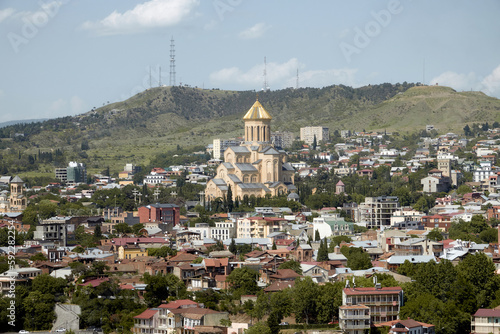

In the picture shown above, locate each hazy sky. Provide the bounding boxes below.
[1,0,500,123]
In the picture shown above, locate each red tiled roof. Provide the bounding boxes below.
[159,299,198,309]
[270,269,301,279]
[79,277,110,287]
[474,308,500,317]
[134,309,158,319]
[343,287,402,295]
[215,275,227,282]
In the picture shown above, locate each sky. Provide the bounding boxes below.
[1,0,500,123]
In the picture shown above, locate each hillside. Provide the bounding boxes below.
[1,83,499,176]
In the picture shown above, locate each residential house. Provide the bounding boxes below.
[386,255,436,272]
[375,319,435,334]
[421,214,453,231]
[471,308,500,334]
[132,309,158,334]
[342,284,404,324]
[421,169,451,193]
[301,263,329,283]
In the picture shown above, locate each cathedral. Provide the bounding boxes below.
[0,175,27,213]
[205,98,295,202]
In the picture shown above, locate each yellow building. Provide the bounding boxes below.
[0,176,27,213]
[205,99,295,201]
[118,245,148,260]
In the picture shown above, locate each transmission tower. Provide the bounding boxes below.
[263,56,269,91]
[170,36,176,86]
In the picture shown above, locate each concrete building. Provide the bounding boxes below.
[339,304,370,334]
[300,126,329,145]
[236,217,287,239]
[270,131,294,149]
[357,196,400,228]
[34,216,76,246]
[55,161,87,185]
[205,99,295,201]
[474,161,495,183]
[212,138,240,160]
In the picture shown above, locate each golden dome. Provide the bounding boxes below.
[243,99,272,120]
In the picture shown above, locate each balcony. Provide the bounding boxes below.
[342,323,370,330]
[341,314,370,320]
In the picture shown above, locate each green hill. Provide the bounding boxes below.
[1,83,499,177]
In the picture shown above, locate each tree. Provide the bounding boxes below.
[228,238,237,254]
[456,252,499,309]
[115,223,132,234]
[30,253,47,262]
[226,267,259,297]
[312,135,317,150]
[278,260,302,275]
[148,246,176,258]
[316,282,343,323]
[245,321,272,334]
[317,238,329,262]
[142,273,186,307]
[227,185,234,212]
[292,276,319,324]
[400,293,470,334]
[31,274,67,297]
[315,229,321,242]
[132,223,145,235]
[463,124,471,136]
[341,246,372,270]
[426,228,443,241]
[23,291,56,330]
[94,225,102,240]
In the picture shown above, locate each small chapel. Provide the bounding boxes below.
[205,98,295,201]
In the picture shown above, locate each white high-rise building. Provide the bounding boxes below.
[300,126,329,145]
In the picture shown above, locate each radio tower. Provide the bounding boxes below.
[170,36,176,86]
[263,56,269,92]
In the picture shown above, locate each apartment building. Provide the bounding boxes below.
[339,304,371,334]
[356,196,400,228]
[300,126,329,145]
[236,217,287,239]
[341,283,403,325]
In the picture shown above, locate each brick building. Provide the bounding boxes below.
[138,204,180,226]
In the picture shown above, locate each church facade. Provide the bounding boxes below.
[205,99,295,201]
[0,176,27,213]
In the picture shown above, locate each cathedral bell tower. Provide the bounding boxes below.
[243,97,272,143]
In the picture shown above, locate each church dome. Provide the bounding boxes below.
[243,99,272,120]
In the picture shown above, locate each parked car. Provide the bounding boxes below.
[279,322,289,326]
[55,328,66,333]
[19,330,30,334]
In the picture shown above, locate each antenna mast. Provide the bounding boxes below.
[159,66,162,86]
[263,56,269,92]
[149,66,152,88]
[170,36,176,86]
